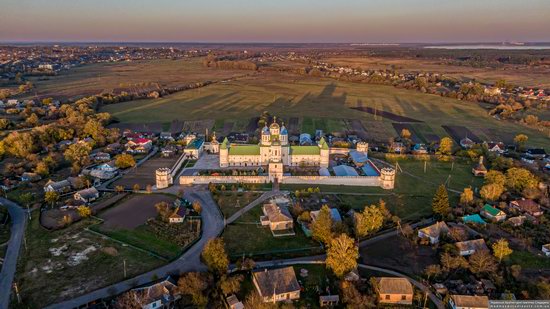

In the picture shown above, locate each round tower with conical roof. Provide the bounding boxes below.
[380,168,396,190]
[156,168,172,189]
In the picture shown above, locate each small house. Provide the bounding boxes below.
[509,199,544,219]
[374,277,414,305]
[485,142,505,154]
[94,162,118,173]
[159,131,174,141]
[412,143,428,155]
[542,244,550,257]
[183,138,204,158]
[506,216,526,227]
[455,239,488,256]
[130,276,180,309]
[74,187,99,203]
[462,214,486,225]
[126,138,153,154]
[90,169,117,180]
[44,179,72,193]
[319,295,339,307]
[91,152,111,162]
[226,294,244,309]
[525,148,546,159]
[168,207,187,224]
[480,204,506,222]
[418,221,450,244]
[252,267,301,303]
[472,156,487,177]
[261,203,294,236]
[21,172,41,182]
[460,137,475,149]
[449,294,489,309]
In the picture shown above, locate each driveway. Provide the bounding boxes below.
[0,198,27,309]
[45,187,224,309]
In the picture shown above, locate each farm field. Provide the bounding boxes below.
[97,194,173,229]
[323,56,550,88]
[110,154,180,189]
[212,191,263,218]
[101,71,549,148]
[14,214,164,307]
[21,58,247,100]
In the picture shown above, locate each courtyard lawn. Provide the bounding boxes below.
[91,224,181,260]
[14,214,164,308]
[212,191,262,218]
[222,205,321,260]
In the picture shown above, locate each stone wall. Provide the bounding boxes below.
[180,175,269,185]
[281,175,380,186]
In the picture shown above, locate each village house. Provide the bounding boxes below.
[260,203,295,236]
[462,214,486,225]
[183,138,204,158]
[21,172,41,182]
[43,179,72,193]
[449,294,489,309]
[455,239,489,256]
[73,187,99,203]
[226,294,244,309]
[418,221,449,244]
[126,138,153,154]
[90,169,117,180]
[252,267,301,303]
[525,148,547,159]
[485,141,505,154]
[480,204,506,222]
[319,295,339,307]
[168,207,186,224]
[93,161,118,173]
[90,152,110,162]
[509,199,544,220]
[542,244,550,257]
[472,156,487,177]
[412,143,428,155]
[506,215,526,227]
[374,277,414,305]
[130,276,181,309]
[460,137,475,149]
[159,131,174,141]
[161,145,177,157]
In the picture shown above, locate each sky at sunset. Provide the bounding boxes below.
[1,0,549,43]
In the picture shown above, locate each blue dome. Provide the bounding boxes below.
[280,126,288,135]
[262,125,270,134]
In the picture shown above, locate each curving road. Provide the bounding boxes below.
[45,189,224,309]
[0,198,27,309]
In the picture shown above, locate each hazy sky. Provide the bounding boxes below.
[1,0,549,43]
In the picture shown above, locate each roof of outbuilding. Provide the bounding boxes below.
[253,267,300,297]
[376,277,413,295]
[450,295,489,308]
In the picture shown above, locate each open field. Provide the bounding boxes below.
[111,154,180,189]
[22,58,247,99]
[323,55,550,88]
[98,194,174,229]
[213,191,262,218]
[101,71,549,148]
[14,215,164,307]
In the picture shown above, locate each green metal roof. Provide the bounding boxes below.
[220,137,229,149]
[229,144,261,156]
[482,204,501,216]
[290,145,320,155]
[319,137,329,150]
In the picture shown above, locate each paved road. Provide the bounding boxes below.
[0,198,27,309]
[46,188,224,309]
[225,191,282,224]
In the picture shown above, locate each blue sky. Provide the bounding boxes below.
[1,0,549,42]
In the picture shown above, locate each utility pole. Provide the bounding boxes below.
[123,259,127,278]
[13,282,21,304]
[424,161,427,173]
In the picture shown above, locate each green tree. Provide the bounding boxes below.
[25,113,39,127]
[440,252,468,272]
[480,183,504,201]
[201,238,229,275]
[115,154,136,169]
[44,191,59,207]
[505,167,538,193]
[34,161,50,177]
[219,274,244,296]
[0,118,11,130]
[354,205,384,238]
[155,202,173,222]
[437,137,453,156]
[326,234,359,278]
[311,205,333,244]
[424,264,442,281]
[492,238,513,262]
[432,184,450,217]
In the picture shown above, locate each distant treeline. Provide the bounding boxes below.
[202,54,259,71]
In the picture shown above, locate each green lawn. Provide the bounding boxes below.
[212,191,262,218]
[14,214,164,307]
[92,224,182,260]
[508,250,550,269]
[223,204,321,260]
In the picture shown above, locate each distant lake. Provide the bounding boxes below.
[425,45,550,50]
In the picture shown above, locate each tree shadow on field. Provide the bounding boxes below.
[265,82,348,115]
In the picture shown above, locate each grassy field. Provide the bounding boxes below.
[223,203,321,260]
[213,191,262,218]
[14,214,164,307]
[101,70,549,148]
[21,58,246,99]
[508,250,550,269]
[323,56,550,88]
